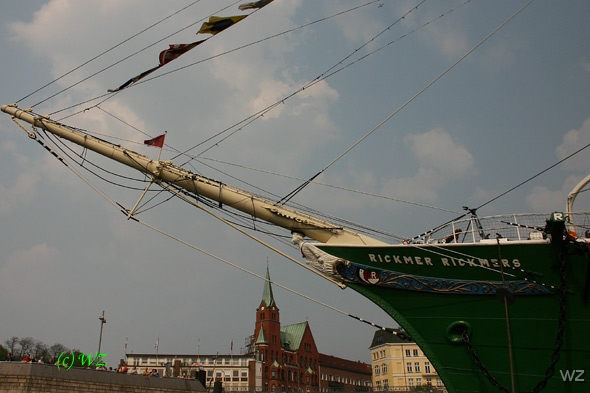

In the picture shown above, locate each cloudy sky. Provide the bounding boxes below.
[1,0,589,366]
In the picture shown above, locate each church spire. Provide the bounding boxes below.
[261,263,275,308]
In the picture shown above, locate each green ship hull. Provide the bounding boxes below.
[315,214,590,392]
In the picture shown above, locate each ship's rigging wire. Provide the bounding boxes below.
[276,0,537,206]
[15,109,569,305]
[31,117,349,245]
[11,0,582,286]
[35,113,563,290]
[53,0,469,224]
[173,0,459,161]
[31,110,586,292]
[39,0,474,223]
[29,0,245,109]
[132,212,401,334]
[15,0,561,228]
[18,0,204,104]
[26,124,401,332]
[42,0,382,119]
[22,0,587,256]
[475,140,590,211]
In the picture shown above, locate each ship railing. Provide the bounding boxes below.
[414,212,590,245]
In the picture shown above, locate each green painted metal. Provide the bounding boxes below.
[317,218,590,393]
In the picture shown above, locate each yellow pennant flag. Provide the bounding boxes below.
[198,15,248,35]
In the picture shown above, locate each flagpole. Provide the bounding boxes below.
[155,337,160,365]
[127,131,166,219]
[156,131,167,161]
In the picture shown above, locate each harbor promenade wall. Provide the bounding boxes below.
[0,362,205,393]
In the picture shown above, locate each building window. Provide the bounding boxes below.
[374,365,380,375]
[407,363,413,373]
[383,379,388,390]
[405,349,411,357]
[381,364,387,374]
[408,378,414,388]
[414,362,421,373]
[413,349,419,357]
[416,378,422,386]
[425,362,431,374]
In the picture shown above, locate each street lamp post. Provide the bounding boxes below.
[98,310,106,355]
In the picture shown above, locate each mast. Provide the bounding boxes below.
[2,104,384,245]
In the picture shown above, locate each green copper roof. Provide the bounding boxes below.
[256,327,268,344]
[261,265,275,308]
[280,321,308,351]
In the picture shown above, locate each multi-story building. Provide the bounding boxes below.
[318,354,372,392]
[369,329,445,391]
[126,266,372,392]
[125,352,259,391]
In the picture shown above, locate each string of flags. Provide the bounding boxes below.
[108,0,274,93]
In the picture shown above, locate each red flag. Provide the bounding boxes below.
[144,134,166,148]
[159,40,206,66]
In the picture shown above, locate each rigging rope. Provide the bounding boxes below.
[51,0,382,120]
[476,140,590,211]
[133,210,400,334]
[32,109,578,291]
[173,0,432,162]
[19,1,204,104]
[19,118,399,333]
[277,0,536,205]
[34,0,244,110]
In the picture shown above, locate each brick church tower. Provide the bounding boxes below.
[253,266,320,392]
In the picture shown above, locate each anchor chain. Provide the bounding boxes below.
[461,248,568,393]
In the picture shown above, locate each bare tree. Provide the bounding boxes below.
[3,337,19,356]
[17,337,35,358]
[48,343,69,361]
[33,340,49,360]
